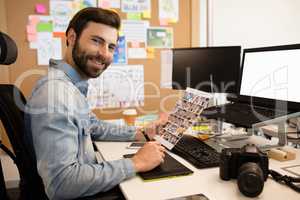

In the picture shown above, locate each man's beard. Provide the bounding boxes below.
[72,40,110,78]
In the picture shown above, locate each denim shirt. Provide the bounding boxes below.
[25,59,137,200]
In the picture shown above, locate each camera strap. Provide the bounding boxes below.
[269,169,300,193]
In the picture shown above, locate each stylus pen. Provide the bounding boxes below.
[141,128,151,141]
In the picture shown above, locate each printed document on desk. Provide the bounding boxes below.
[154,88,212,149]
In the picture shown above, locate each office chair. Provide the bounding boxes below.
[0,31,48,200]
[0,32,124,200]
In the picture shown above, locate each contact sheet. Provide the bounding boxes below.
[154,88,212,149]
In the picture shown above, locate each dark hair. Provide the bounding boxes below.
[65,7,121,46]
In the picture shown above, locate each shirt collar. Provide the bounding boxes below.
[49,59,89,97]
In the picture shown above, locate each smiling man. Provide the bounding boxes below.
[25,8,165,200]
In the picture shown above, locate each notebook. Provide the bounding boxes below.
[123,153,193,180]
[202,44,300,128]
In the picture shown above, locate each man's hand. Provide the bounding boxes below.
[135,113,169,141]
[131,141,165,172]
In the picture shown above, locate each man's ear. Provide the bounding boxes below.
[66,28,77,47]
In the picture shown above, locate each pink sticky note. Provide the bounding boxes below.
[131,41,140,48]
[29,15,40,26]
[26,25,36,34]
[99,0,111,8]
[159,19,168,26]
[27,33,37,42]
[35,4,47,14]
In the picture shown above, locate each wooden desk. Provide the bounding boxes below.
[95,141,300,200]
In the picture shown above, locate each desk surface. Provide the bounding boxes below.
[95,141,300,200]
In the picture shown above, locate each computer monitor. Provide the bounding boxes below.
[240,44,300,102]
[238,44,300,110]
[172,46,241,93]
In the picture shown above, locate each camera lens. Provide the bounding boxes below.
[237,162,264,197]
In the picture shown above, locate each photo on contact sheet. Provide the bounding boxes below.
[154,88,212,150]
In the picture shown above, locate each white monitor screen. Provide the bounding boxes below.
[240,48,300,103]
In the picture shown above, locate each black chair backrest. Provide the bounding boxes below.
[0,84,48,199]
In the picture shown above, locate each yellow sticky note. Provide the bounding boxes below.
[147,47,155,59]
[118,30,124,36]
[127,13,142,20]
[168,18,178,23]
[142,10,151,19]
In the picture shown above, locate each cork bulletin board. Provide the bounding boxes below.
[4,0,198,119]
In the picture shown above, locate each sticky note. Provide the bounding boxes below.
[159,19,168,26]
[26,25,36,34]
[27,33,37,42]
[118,30,124,36]
[35,4,47,14]
[147,47,155,59]
[53,32,65,38]
[168,18,178,23]
[99,0,111,8]
[37,22,53,32]
[131,41,140,48]
[127,13,142,20]
[142,10,151,19]
[29,15,40,26]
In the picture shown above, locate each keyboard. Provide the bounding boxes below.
[172,135,220,169]
[202,103,290,128]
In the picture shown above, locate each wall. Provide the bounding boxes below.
[207,0,300,48]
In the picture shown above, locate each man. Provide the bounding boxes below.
[25,7,165,199]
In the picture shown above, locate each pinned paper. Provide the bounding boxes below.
[35,4,47,14]
[147,27,173,48]
[160,49,173,88]
[159,0,179,23]
[127,13,142,20]
[37,33,62,65]
[122,0,151,13]
[87,65,144,109]
[50,0,73,33]
[110,0,121,8]
[113,35,127,64]
[29,42,37,49]
[121,20,149,42]
[128,48,147,59]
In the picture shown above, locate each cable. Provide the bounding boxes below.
[269,169,300,193]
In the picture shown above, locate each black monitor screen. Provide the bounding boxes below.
[172,46,241,93]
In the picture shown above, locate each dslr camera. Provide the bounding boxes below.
[219,144,269,197]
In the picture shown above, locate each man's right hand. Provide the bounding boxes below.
[131,141,165,172]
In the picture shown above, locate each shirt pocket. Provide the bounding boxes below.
[81,126,96,163]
